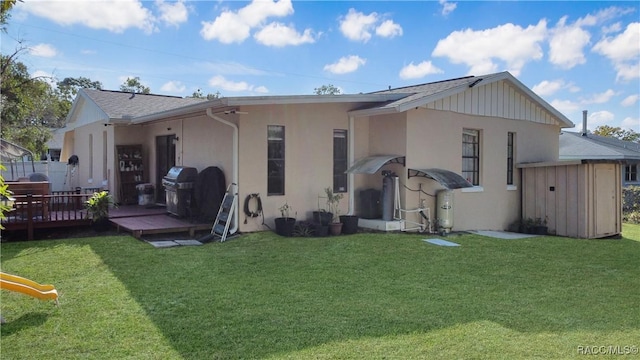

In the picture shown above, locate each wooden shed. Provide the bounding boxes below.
[518,160,622,239]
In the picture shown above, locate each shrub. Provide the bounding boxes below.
[623,211,640,224]
[623,186,640,212]
[623,186,640,223]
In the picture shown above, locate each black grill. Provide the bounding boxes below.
[162,166,197,217]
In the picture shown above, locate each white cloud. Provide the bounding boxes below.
[201,12,250,44]
[551,99,581,114]
[254,22,315,47]
[548,16,591,69]
[621,94,640,107]
[160,81,186,93]
[31,70,56,86]
[592,22,640,81]
[81,49,97,55]
[200,0,294,44]
[588,110,615,128]
[582,89,616,104]
[432,20,547,76]
[339,8,378,42]
[602,22,622,34]
[17,0,156,34]
[399,61,443,80]
[621,117,640,131]
[208,75,264,93]
[254,86,269,94]
[376,20,403,38]
[439,0,457,16]
[156,0,189,28]
[29,43,58,58]
[324,55,366,74]
[532,79,566,96]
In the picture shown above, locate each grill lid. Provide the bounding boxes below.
[164,166,198,183]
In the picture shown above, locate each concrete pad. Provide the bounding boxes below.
[174,239,203,246]
[147,240,179,248]
[469,230,537,239]
[423,238,460,246]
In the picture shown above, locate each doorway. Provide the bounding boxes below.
[156,135,176,203]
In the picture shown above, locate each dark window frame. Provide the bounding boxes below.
[625,164,638,182]
[507,132,514,185]
[267,125,285,196]
[462,129,480,186]
[333,129,348,193]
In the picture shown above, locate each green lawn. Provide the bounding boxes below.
[1,226,639,359]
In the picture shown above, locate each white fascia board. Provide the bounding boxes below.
[133,94,407,124]
[226,93,406,106]
[132,98,228,124]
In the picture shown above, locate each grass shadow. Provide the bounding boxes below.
[0,312,51,336]
[84,232,640,359]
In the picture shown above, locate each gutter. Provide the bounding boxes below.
[205,108,239,235]
[348,115,355,215]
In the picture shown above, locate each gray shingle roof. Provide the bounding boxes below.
[559,131,640,160]
[81,89,206,119]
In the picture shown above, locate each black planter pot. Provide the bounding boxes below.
[312,211,333,226]
[312,223,329,237]
[534,226,548,235]
[92,217,111,232]
[339,215,359,235]
[275,217,296,237]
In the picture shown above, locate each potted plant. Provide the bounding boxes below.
[325,187,344,235]
[85,191,115,232]
[274,202,296,237]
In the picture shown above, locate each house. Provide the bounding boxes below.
[61,71,575,235]
[559,116,640,187]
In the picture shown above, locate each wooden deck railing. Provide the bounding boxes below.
[2,190,97,240]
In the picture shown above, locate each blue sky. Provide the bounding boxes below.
[3,0,639,132]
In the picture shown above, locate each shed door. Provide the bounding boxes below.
[595,165,616,236]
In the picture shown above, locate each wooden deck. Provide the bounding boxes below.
[109,205,212,239]
[2,197,212,240]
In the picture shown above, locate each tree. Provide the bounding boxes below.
[189,89,221,100]
[1,46,67,156]
[120,76,150,94]
[314,84,341,95]
[57,76,103,102]
[1,0,20,32]
[593,125,640,143]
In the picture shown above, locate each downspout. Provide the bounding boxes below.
[348,115,355,215]
[205,108,239,235]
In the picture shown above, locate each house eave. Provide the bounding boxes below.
[132,93,406,124]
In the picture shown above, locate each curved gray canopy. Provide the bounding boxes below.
[407,168,473,189]
[346,155,406,174]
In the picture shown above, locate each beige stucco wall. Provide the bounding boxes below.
[333,103,560,233]
[69,122,116,193]
[399,107,559,232]
[237,103,356,232]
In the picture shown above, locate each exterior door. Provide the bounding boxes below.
[155,135,176,203]
[595,165,617,236]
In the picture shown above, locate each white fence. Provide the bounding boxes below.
[1,161,75,192]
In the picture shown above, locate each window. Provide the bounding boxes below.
[267,125,285,195]
[507,132,514,185]
[625,164,638,182]
[333,130,348,192]
[89,134,93,179]
[462,129,480,185]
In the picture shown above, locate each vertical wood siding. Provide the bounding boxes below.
[426,80,559,126]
